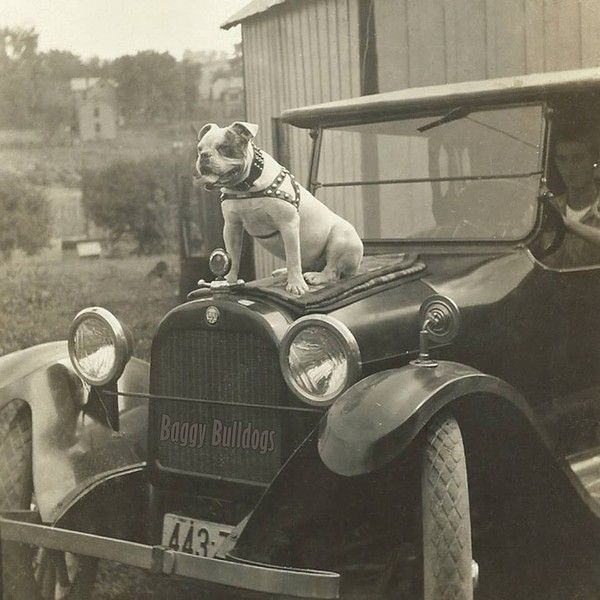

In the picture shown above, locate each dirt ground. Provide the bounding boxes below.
[91,562,221,599]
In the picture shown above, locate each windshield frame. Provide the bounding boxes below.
[307,101,547,247]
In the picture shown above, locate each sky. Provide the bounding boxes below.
[2,0,250,60]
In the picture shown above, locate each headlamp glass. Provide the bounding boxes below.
[68,308,131,386]
[281,316,361,406]
[288,325,348,400]
[72,317,117,383]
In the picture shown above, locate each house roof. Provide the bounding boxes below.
[70,77,117,92]
[70,77,100,92]
[221,0,287,30]
[281,67,600,129]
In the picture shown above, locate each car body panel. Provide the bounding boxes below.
[0,342,149,522]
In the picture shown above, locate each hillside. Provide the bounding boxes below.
[0,123,196,185]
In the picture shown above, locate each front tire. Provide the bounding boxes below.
[0,401,97,600]
[422,413,474,600]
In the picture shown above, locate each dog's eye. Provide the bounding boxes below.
[219,145,234,156]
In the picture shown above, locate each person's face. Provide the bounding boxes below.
[554,139,596,191]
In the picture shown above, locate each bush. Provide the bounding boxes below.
[82,156,178,254]
[0,174,52,259]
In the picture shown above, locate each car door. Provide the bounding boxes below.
[548,263,600,503]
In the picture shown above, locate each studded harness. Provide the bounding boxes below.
[220,145,301,240]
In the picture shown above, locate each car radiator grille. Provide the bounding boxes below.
[151,329,315,485]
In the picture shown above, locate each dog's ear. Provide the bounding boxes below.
[190,123,199,137]
[197,123,216,141]
[230,122,259,141]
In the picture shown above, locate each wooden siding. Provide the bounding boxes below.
[242,0,363,277]
[375,0,600,93]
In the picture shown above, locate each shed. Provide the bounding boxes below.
[223,0,600,277]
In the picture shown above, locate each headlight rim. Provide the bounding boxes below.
[279,314,361,407]
[68,306,132,387]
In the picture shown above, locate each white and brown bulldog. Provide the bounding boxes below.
[194,121,363,295]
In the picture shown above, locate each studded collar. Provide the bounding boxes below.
[228,143,265,192]
[220,164,301,212]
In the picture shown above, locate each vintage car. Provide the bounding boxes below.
[3,67,600,600]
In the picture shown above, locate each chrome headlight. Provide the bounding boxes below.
[68,307,132,386]
[279,315,361,406]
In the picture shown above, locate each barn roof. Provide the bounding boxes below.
[281,67,600,129]
[221,0,287,29]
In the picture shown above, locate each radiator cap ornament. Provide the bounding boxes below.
[209,248,232,279]
[206,305,220,325]
[191,248,245,297]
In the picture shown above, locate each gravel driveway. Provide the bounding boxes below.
[91,562,240,599]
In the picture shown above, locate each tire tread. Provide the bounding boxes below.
[0,401,35,599]
[422,413,473,600]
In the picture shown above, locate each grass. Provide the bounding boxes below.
[0,252,180,361]
[0,252,185,598]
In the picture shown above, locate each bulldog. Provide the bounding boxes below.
[194,121,363,295]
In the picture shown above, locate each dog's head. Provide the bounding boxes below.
[194,122,259,189]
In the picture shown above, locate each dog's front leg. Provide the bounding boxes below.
[223,217,244,283]
[279,220,309,295]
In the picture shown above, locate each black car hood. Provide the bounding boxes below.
[186,248,533,368]
[189,253,426,313]
[329,248,535,367]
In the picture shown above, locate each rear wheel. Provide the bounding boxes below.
[0,401,97,600]
[421,413,474,600]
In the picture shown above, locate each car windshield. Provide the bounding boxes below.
[315,105,544,241]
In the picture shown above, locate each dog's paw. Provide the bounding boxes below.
[286,277,309,296]
[303,270,335,286]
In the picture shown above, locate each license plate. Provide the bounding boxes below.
[161,513,233,558]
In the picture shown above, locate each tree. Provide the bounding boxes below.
[38,49,84,80]
[229,42,243,77]
[0,27,40,128]
[109,51,185,122]
[181,59,201,118]
[81,156,177,254]
[0,28,75,137]
[0,174,52,259]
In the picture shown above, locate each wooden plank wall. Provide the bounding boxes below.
[374,0,600,93]
[242,0,363,277]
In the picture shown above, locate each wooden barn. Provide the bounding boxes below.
[222,0,600,277]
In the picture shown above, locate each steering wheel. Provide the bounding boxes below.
[530,199,566,258]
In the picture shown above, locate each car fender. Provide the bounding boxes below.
[318,360,544,476]
[230,361,600,565]
[0,342,149,523]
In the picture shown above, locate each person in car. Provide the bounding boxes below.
[545,127,600,267]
